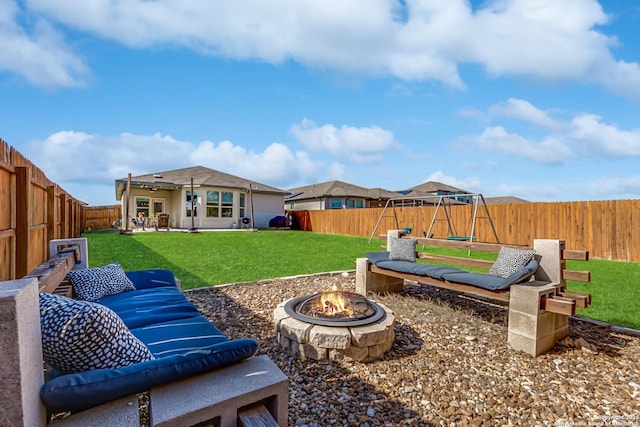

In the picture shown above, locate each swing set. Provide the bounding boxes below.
[368,193,500,244]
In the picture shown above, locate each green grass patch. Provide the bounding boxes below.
[84,230,640,330]
[85,230,382,290]
[418,245,640,330]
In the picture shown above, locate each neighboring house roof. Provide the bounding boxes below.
[115,166,288,200]
[401,181,469,196]
[483,196,530,204]
[285,180,404,202]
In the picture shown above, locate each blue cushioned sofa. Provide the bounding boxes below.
[41,269,259,414]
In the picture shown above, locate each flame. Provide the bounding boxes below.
[318,291,354,317]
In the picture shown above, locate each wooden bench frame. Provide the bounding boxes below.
[355,230,592,356]
[0,238,288,427]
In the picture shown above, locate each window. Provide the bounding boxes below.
[152,200,164,215]
[346,199,364,209]
[239,193,246,218]
[136,197,149,217]
[330,199,342,209]
[206,191,234,217]
[186,191,197,217]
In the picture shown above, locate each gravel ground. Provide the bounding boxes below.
[185,271,640,427]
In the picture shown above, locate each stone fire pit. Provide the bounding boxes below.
[273,292,395,362]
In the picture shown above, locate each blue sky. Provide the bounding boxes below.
[2,0,639,206]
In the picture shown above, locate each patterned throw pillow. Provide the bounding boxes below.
[66,262,135,301]
[388,237,417,262]
[39,293,154,374]
[489,246,535,278]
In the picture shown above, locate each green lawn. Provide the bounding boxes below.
[85,229,383,289]
[84,230,640,330]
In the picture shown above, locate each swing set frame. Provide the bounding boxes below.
[368,193,500,245]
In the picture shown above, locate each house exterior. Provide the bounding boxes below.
[285,180,403,210]
[115,166,288,229]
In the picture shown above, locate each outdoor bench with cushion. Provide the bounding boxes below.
[40,267,259,415]
[1,238,288,427]
[356,231,592,356]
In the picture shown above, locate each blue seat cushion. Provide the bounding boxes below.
[366,251,539,291]
[441,259,538,291]
[130,316,229,358]
[125,269,178,290]
[438,271,508,290]
[367,252,464,279]
[40,338,259,414]
[366,251,391,264]
[97,287,201,329]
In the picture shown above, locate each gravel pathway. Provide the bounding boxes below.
[186,272,640,427]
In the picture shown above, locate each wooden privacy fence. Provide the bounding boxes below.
[0,139,84,282]
[289,199,640,262]
[84,205,121,230]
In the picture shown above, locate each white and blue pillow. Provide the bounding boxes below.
[388,237,417,262]
[39,292,154,374]
[66,262,135,301]
[489,246,535,278]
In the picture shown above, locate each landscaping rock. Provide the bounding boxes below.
[185,272,640,426]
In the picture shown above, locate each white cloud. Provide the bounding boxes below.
[475,126,573,163]
[569,114,640,157]
[0,0,88,88]
[584,174,640,199]
[289,118,396,163]
[476,98,640,163]
[488,98,563,130]
[425,170,482,193]
[25,130,328,195]
[468,0,611,80]
[9,0,639,99]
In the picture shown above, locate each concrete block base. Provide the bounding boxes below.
[49,238,89,270]
[0,278,46,427]
[49,396,139,427]
[507,282,570,356]
[355,258,404,296]
[150,355,288,427]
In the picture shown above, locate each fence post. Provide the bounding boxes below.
[59,193,67,239]
[47,185,56,257]
[15,166,30,278]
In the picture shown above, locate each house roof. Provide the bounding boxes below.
[115,166,287,200]
[483,196,530,204]
[285,180,403,202]
[402,180,469,196]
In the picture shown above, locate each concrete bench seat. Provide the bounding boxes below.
[355,231,592,356]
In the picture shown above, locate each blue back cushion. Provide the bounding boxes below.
[97,287,201,329]
[41,338,259,414]
[125,269,177,290]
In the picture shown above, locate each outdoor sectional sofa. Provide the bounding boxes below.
[1,238,288,427]
[40,268,260,414]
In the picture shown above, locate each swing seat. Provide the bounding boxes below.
[447,235,475,241]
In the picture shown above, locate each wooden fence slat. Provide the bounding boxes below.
[15,166,30,277]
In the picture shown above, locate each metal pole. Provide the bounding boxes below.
[190,177,195,231]
[249,183,255,229]
[124,173,131,233]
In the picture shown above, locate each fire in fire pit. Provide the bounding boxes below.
[284,290,386,327]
